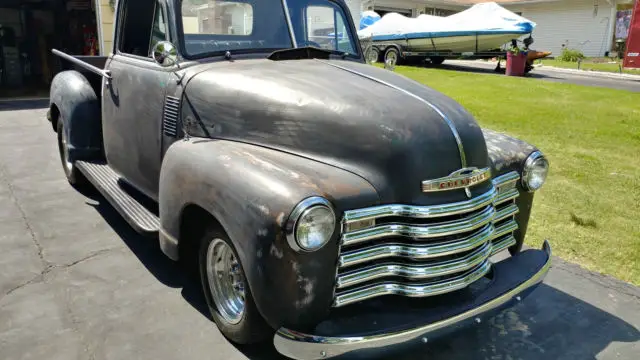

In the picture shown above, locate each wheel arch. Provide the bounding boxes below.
[49,70,103,160]
[158,138,379,331]
[49,103,61,131]
[384,44,401,53]
[176,203,227,265]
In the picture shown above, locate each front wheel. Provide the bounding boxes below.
[199,228,272,344]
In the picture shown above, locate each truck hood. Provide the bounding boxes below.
[183,59,491,204]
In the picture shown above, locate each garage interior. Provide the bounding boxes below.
[373,6,412,18]
[0,0,99,99]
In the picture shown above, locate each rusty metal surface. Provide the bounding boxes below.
[46,0,548,335]
[482,129,538,176]
[482,129,539,253]
[182,58,494,206]
[102,55,173,201]
[159,138,378,330]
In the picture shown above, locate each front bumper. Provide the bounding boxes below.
[274,240,552,360]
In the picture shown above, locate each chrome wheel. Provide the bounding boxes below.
[206,238,245,324]
[59,124,73,174]
[386,51,397,67]
[366,48,379,64]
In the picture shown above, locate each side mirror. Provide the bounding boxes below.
[152,41,178,67]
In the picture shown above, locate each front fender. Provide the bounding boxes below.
[482,129,541,252]
[159,138,379,330]
[49,70,102,159]
[482,129,538,177]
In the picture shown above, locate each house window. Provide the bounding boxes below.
[424,7,457,17]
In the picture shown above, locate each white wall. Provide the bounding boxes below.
[345,0,364,27]
[506,0,615,57]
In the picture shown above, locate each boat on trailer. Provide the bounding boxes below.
[358,2,540,67]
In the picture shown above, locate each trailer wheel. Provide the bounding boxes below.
[430,56,445,65]
[366,47,380,64]
[384,47,401,67]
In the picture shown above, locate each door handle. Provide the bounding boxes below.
[103,70,112,87]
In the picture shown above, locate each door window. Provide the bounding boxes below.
[182,1,254,35]
[305,4,355,54]
[150,2,169,55]
[118,0,158,57]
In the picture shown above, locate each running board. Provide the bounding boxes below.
[76,161,159,236]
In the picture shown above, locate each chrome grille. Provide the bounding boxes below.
[334,171,521,307]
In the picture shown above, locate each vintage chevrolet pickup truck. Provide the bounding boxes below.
[47,0,551,359]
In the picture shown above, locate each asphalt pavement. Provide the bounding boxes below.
[1,103,639,360]
[436,60,640,92]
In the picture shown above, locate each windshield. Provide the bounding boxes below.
[180,0,359,58]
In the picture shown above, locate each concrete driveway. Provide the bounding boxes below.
[1,102,639,360]
[432,60,640,92]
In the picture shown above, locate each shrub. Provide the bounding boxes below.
[559,48,585,62]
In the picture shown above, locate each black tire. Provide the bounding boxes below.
[430,56,445,65]
[56,119,86,186]
[366,47,380,64]
[198,226,273,344]
[384,47,402,67]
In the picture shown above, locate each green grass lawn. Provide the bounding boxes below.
[390,65,640,285]
[538,58,640,75]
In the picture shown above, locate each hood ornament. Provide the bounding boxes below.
[422,167,491,198]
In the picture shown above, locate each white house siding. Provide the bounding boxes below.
[345,0,364,27]
[506,0,616,57]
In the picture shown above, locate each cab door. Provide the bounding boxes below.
[102,0,172,201]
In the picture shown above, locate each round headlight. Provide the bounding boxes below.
[522,151,549,192]
[286,197,336,252]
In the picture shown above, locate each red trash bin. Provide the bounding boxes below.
[506,51,527,76]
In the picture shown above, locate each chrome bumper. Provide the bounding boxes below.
[273,240,552,360]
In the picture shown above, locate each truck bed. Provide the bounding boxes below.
[55,52,108,100]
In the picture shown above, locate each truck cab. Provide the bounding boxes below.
[48,1,553,359]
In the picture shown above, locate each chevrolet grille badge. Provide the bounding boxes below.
[422,167,491,198]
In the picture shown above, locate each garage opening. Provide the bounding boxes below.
[374,6,412,18]
[0,0,100,99]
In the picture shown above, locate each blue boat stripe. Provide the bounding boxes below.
[370,30,531,42]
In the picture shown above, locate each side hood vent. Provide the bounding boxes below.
[163,96,180,137]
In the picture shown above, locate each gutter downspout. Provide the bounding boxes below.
[605,0,617,54]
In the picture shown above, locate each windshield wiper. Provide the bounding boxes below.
[267,46,350,61]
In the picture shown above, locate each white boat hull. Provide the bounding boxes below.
[405,33,523,53]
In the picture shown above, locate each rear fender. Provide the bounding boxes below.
[49,70,103,159]
[158,139,379,330]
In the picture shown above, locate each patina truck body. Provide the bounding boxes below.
[47,0,552,358]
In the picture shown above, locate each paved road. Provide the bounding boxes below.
[1,103,639,360]
[436,60,640,92]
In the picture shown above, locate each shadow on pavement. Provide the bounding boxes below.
[0,99,49,112]
[393,283,640,360]
[83,188,639,360]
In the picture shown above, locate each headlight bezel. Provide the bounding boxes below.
[522,151,549,192]
[285,196,336,252]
